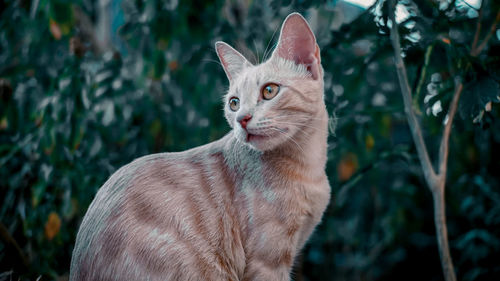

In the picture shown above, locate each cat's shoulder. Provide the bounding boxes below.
[111,134,230,178]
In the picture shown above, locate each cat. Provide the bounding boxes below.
[70,12,330,281]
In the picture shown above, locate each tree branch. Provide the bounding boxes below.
[432,187,456,281]
[437,0,493,178]
[438,80,463,176]
[388,0,438,189]
[388,0,496,280]
[470,0,484,51]
[472,10,500,56]
[0,221,29,270]
[389,1,457,280]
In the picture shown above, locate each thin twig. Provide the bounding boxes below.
[388,0,438,189]
[336,149,409,206]
[438,80,463,176]
[439,0,493,174]
[336,159,382,206]
[413,44,434,114]
[458,0,478,11]
[471,0,484,51]
[472,10,500,56]
[0,222,29,270]
[0,133,37,166]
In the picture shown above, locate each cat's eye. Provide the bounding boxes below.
[262,83,280,100]
[229,97,240,111]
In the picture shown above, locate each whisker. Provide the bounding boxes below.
[202,58,223,67]
[271,114,329,122]
[270,121,329,134]
[268,127,305,154]
[263,22,281,61]
[253,39,260,64]
[263,117,329,133]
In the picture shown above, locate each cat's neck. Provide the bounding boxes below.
[265,108,329,171]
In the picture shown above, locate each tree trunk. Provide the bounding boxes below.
[432,184,457,281]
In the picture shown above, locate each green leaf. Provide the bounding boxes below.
[459,77,500,122]
[32,181,47,208]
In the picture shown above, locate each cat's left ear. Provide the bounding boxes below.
[272,13,321,80]
[215,41,251,82]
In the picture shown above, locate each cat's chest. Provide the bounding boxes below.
[235,170,329,230]
[232,171,329,267]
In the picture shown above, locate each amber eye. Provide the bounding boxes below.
[262,83,280,100]
[229,97,240,111]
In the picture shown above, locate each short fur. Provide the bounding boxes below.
[70,13,330,281]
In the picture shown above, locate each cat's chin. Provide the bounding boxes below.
[234,128,289,151]
[240,132,282,151]
[237,133,268,151]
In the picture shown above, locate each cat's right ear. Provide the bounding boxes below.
[215,41,250,82]
[271,13,321,80]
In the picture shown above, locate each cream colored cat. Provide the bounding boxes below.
[70,12,330,281]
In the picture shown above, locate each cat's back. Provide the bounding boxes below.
[70,135,245,281]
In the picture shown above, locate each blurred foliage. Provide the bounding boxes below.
[1,0,500,280]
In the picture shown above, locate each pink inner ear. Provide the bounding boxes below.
[274,14,321,79]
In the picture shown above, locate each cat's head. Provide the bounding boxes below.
[216,13,325,151]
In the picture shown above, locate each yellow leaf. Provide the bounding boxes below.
[45,212,61,240]
[337,153,358,182]
[0,117,8,130]
[365,134,375,151]
[49,19,62,40]
[169,61,179,71]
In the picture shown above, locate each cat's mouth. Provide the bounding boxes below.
[246,133,268,142]
[245,127,288,143]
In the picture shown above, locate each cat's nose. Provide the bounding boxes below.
[237,114,252,129]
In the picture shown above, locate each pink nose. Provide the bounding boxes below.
[238,114,252,129]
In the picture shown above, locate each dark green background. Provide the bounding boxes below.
[1,0,499,280]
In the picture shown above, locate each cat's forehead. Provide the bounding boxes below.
[232,66,266,88]
[230,58,310,92]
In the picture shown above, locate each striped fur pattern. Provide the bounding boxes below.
[70,13,330,281]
